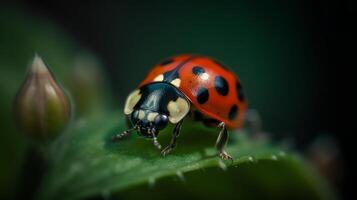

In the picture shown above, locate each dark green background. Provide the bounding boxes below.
[20,0,337,141]
[0,0,342,199]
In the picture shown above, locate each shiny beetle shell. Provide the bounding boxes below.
[139,54,247,129]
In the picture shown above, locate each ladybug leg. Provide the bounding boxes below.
[215,122,233,161]
[161,120,184,156]
[152,134,162,150]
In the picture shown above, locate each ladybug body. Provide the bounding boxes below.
[113,55,247,160]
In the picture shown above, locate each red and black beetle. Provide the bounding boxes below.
[112,54,247,160]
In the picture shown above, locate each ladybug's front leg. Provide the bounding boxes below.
[161,120,183,156]
[216,122,233,161]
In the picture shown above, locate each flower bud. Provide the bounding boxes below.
[15,55,71,140]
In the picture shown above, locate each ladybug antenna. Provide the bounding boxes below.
[111,125,137,141]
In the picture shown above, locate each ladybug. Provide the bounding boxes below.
[112,54,247,160]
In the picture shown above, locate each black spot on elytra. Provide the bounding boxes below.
[192,66,205,75]
[214,76,229,96]
[196,87,209,104]
[160,58,174,66]
[228,105,238,120]
[236,81,245,101]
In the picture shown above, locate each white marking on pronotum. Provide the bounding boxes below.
[124,89,142,115]
[138,110,145,119]
[167,97,190,124]
[147,112,159,122]
[171,78,181,87]
[153,74,164,82]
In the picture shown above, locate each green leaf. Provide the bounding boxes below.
[39,113,333,200]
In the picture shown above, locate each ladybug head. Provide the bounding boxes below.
[123,83,190,149]
[130,109,169,138]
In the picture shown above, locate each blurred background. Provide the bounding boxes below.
[0,0,347,199]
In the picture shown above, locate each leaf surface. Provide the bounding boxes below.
[39,113,332,200]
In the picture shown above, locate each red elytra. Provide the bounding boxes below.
[139,54,247,129]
